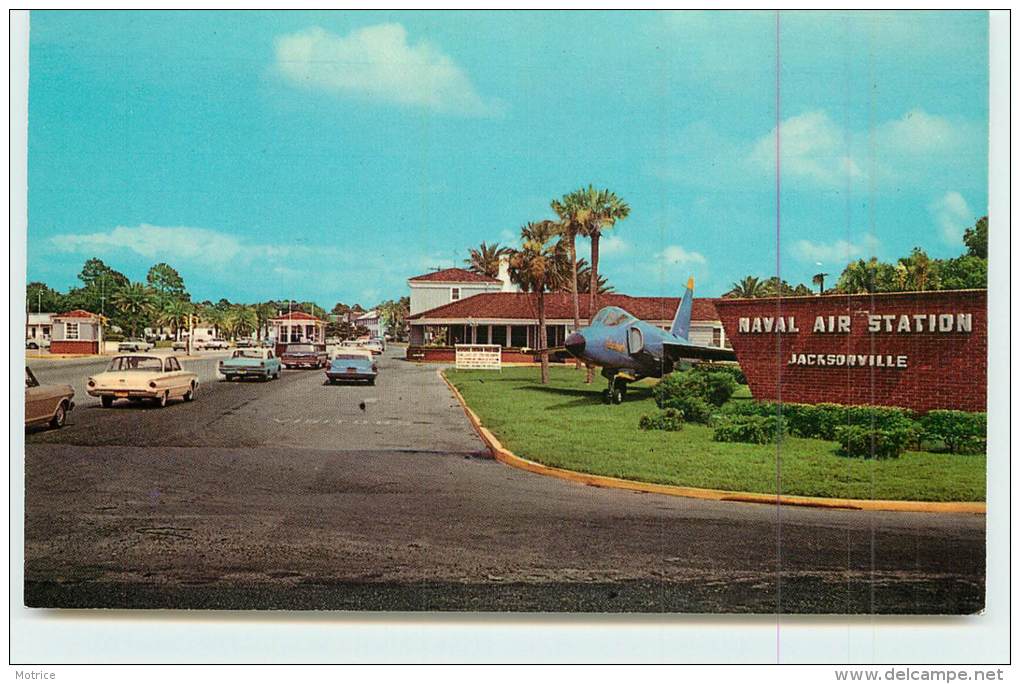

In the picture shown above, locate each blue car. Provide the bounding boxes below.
[219,348,282,381]
[325,352,377,385]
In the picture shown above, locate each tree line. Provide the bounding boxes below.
[724,216,987,298]
[26,258,411,341]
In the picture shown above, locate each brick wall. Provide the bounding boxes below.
[714,290,986,413]
[50,340,100,355]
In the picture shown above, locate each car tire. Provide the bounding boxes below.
[101,396,114,408]
[368,378,376,386]
[50,402,67,428]
[184,383,196,401]
[157,391,169,408]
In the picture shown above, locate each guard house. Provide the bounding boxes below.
[270,311,325,355]
[50,309,104,354]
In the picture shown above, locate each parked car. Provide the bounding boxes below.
[358,339,384,355]
[25,338,51,350]
[118,338,154,352]
[325,352,378,385]
[281,343,328,369]
[171,340,188,351]
[235,337,255,348]
[219,348,282,381]
[87,354,198,408]
[25,367,74,429]
[196,338,229,350]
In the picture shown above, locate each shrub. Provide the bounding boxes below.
[834,425,912,459]
[639,409,684,432]
[693,363,746,385]
[654,369,738,409]
[921,410,987,454]
[722,401,919,443]
[712,414,786,444]
[673,395,715,424]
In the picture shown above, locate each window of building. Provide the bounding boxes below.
[65,322,79,340]
[491,326,508,346]
[510,326,528,348]
[451,287,461,301]
[712,327,722,347]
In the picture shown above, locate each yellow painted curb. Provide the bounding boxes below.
[439,370,986,515]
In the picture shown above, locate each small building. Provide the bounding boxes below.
[50,309,104,355]
[408,267,508,317]
[406,292,726,362]
[355,309,382,339]
[269,311,325,355]
[26,312,55,343]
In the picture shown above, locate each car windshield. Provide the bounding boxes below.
[232,350,262,359]
[286,345,315,353]
[108,356,162,372]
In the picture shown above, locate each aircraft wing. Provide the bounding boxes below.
[662,341,738,363]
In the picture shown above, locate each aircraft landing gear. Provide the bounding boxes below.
[602,376,628,405]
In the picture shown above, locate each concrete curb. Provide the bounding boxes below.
[439,370,986,515]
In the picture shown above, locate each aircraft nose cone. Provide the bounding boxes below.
[564,332,586,357]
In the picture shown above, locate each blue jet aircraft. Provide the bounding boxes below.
[562,278,737,404]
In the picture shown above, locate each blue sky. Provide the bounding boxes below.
[27,10,988,305]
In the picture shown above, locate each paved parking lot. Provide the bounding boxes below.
[24,349,985,612]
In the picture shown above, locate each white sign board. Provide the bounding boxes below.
[455,344,502,371]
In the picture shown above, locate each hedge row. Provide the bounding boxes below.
[722,401,985,455]
[712,415,786,444]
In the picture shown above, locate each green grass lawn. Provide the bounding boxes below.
[447,366,985,502]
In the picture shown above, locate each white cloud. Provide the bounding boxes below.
[655,244,706,266]
[745,109,975,189]
[874,109,959,154]
[51,224,246,266]
[748,110,864,188]
[930,191,973,246]
[274,24,498,117]
[790,234,880,264]
[598,234,630,257]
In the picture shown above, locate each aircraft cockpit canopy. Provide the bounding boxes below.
[591,307,635,327]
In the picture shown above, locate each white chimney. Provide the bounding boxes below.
[497,254,516,292]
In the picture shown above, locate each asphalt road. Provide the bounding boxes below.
[24,349,985,613]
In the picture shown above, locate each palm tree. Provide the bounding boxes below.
[811,272,828,295]
[225,305,258,339]
[157,299,193,340]
[255,302,277,341]
[508,220,567,384]
[724,276,769,299]
[201,306,227,339]
[551,192,585,351]
[111,282,155,336]
[574,258,615,294]
[465,241,512,279]
[560,185,630,382]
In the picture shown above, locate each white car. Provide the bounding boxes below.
[196,338,229,350]
[87,354,198,408]
[118,338,154,352]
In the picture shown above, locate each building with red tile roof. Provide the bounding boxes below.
[269,310,326,354]
[406,291,726,356]
[408,267,501,284]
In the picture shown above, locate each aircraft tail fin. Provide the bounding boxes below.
[670,276,695,339]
